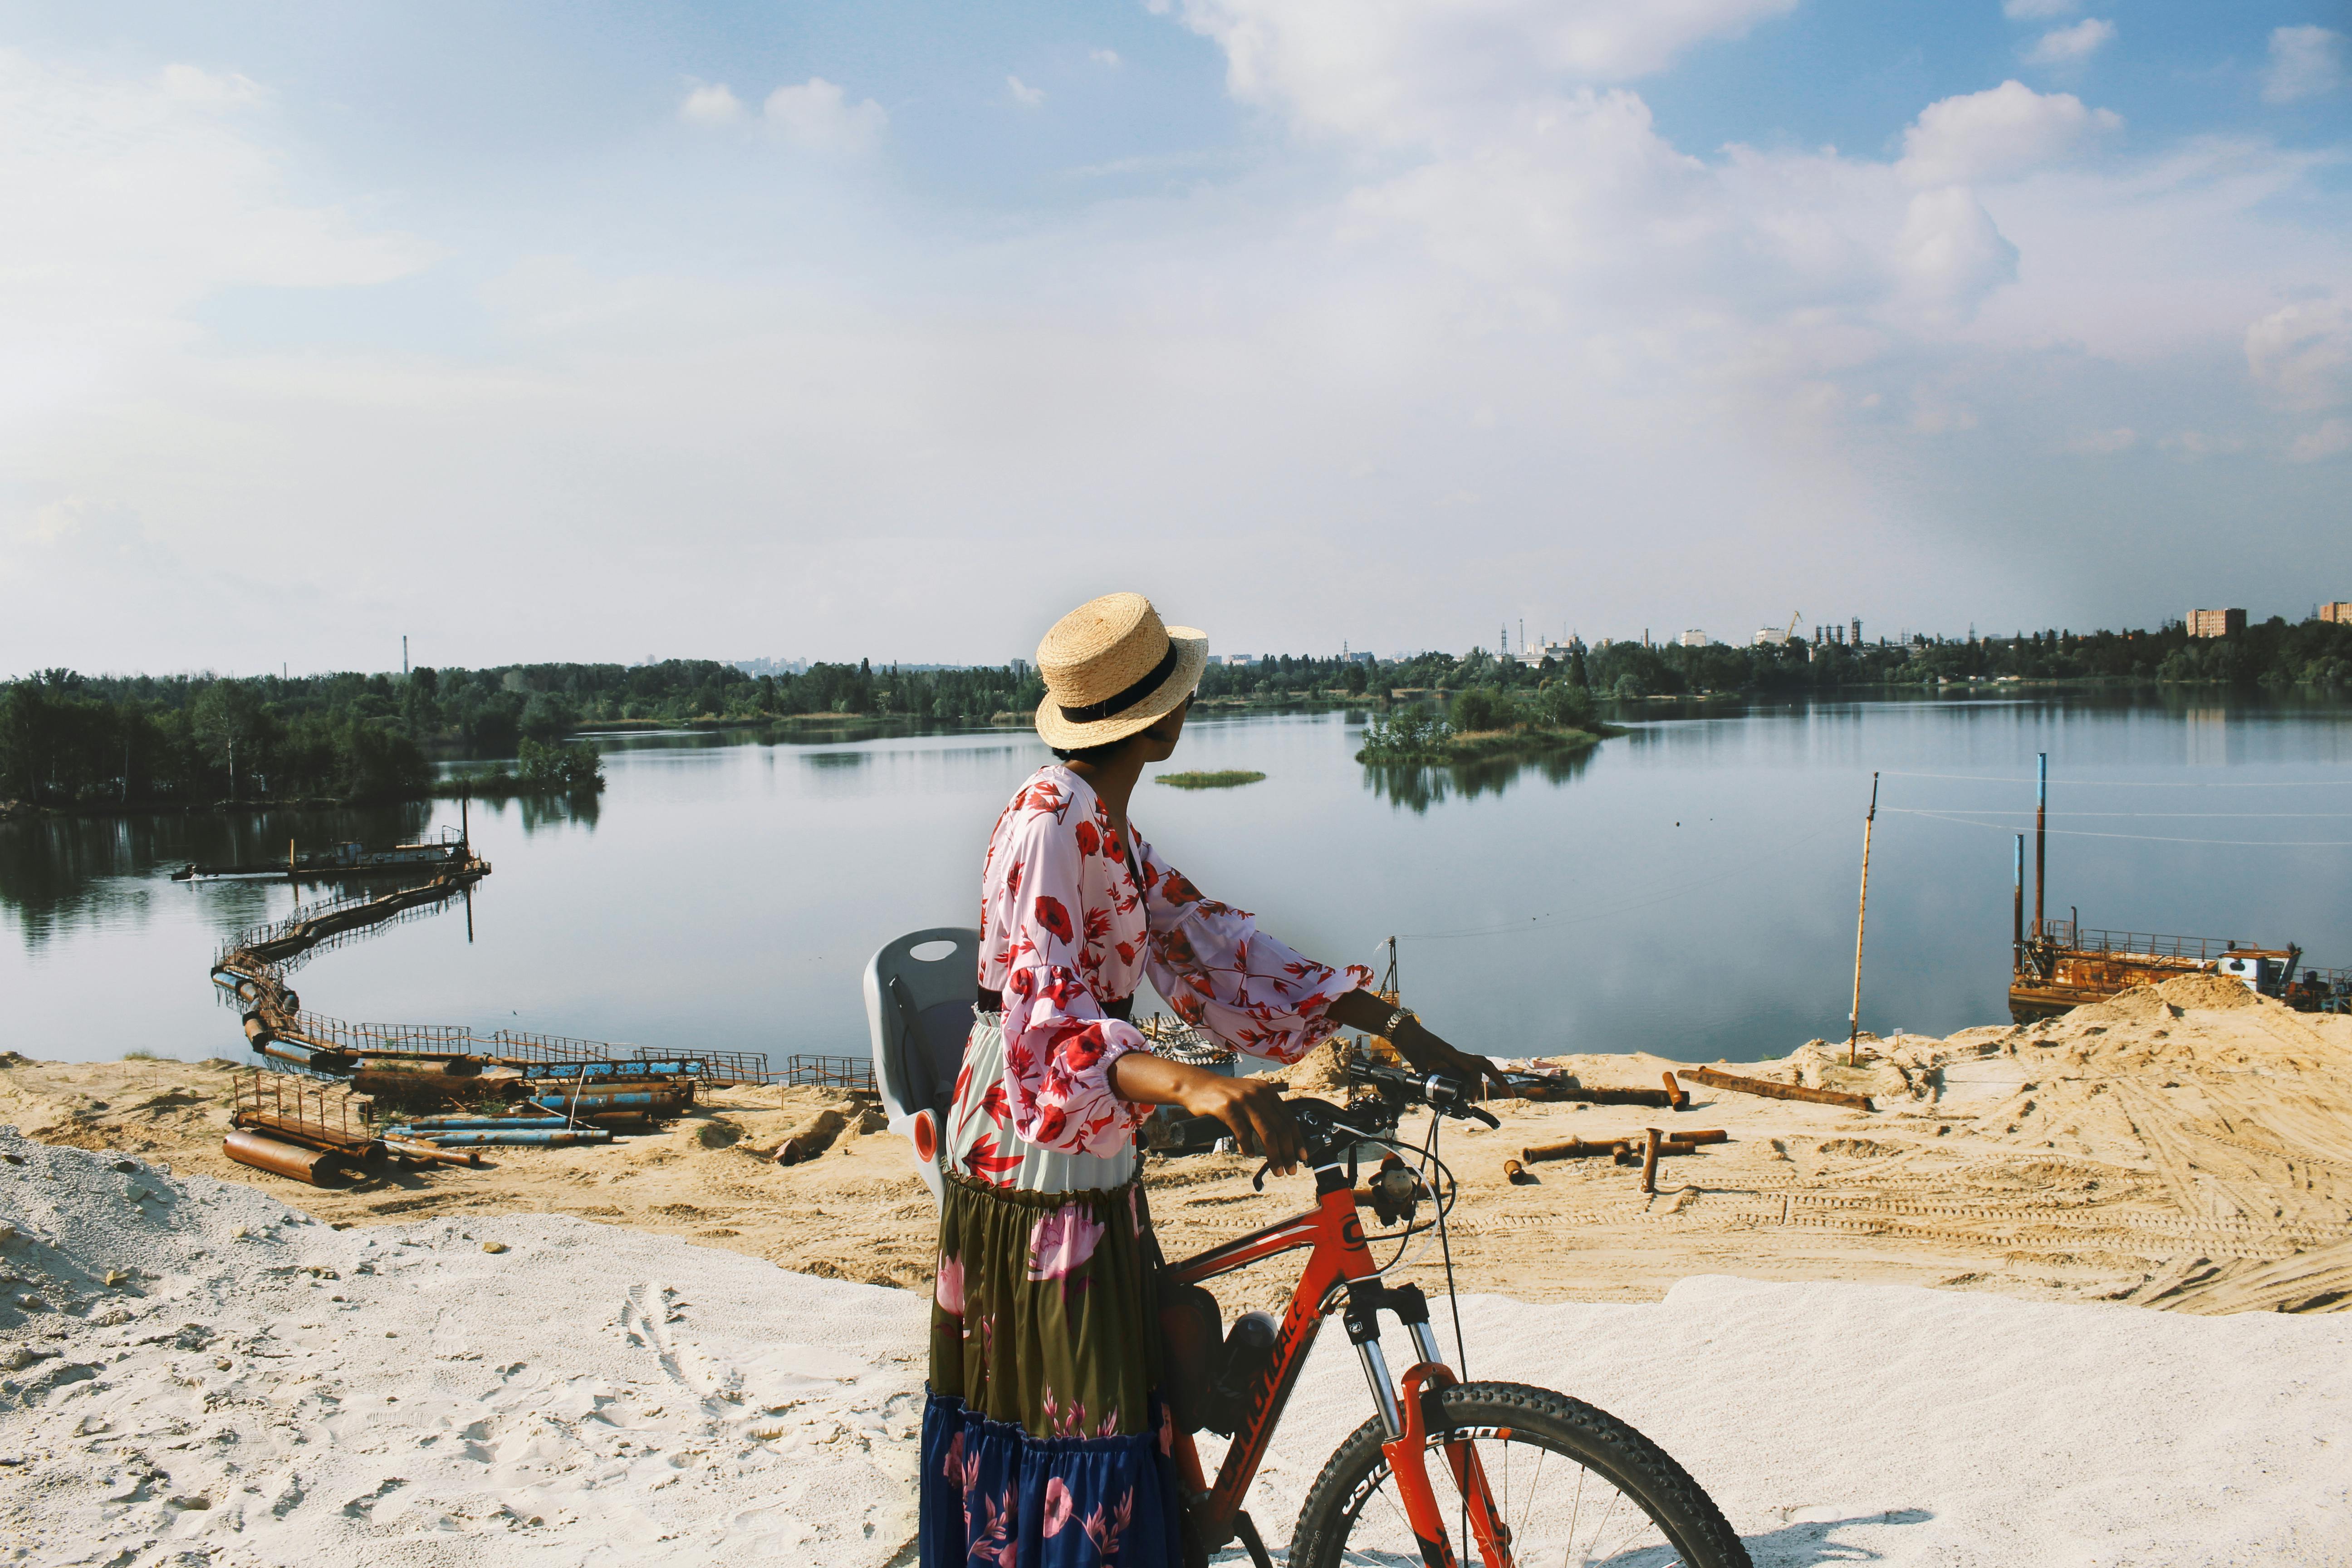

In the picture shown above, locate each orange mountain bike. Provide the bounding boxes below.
[1157,1058,1751,1568]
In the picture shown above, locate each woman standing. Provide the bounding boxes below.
[921,592,1498,1567]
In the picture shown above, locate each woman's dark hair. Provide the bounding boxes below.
[1050,737,1134,766]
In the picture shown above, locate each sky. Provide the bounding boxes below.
[2,0,2348,675]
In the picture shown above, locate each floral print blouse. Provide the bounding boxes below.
[958,764,1371,1175]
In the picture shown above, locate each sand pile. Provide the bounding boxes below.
[6,1111,2347,1565]
[9,983,2352,1321]
[0,1125,926,1566]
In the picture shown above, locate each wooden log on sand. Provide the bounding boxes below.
[1677,1066,1874,1112]
[773,1108,849,1166]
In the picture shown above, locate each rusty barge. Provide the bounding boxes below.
[2005,753,2348,1020]
[172,824,474,882]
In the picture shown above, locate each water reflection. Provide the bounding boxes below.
[0,801,434,949]
[1361,746,1597,813]
[5,694,2350,1069]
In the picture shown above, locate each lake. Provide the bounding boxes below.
[5,693,2349,1071]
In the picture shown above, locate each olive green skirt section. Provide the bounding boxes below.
[930,1170,1163,1440]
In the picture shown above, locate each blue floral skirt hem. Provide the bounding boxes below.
[921,1390,1184,1567]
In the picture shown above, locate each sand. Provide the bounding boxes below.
[0,1126,927,1566]
[5,1124,2348,1566]
[12,972,2351,1318]
[6,978,2352,1559]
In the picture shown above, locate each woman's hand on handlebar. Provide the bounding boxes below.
[1325,987,1505,1097]
[1108,1052,1304,1173]
[1179,1074,1304,1173]
[1391,1016,1508,1099]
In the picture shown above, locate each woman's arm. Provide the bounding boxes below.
[1133,840,1374,1064]
[1107,1052,1304,1172]
[1324,989,1507,1096]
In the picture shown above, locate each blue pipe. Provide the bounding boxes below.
[389,1117,570,1132]
[531,1062,703,1079]
[529,1092,676,1111]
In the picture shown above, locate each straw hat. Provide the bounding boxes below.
[1034,593,1210,750]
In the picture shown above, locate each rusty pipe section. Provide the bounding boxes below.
[1676,1066,1874,1112]
[231,1111,387,1169]
[1524,1129,1727,1165]
[382,1136,483,1167]
[1617,1138,1703,1161]
[223,1129,351,1186]
[1519,1137,1620,1164]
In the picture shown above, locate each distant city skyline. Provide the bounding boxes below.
[1,3,2346,676]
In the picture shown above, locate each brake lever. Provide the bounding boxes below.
[1463,1104,1501,1129]
[1251,1160,1271,1192]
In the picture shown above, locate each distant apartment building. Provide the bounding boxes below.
[1754,626,1788,646]
[2188,608,2247,639]
[1677,629,1708,647]
[2320,603,2352,625]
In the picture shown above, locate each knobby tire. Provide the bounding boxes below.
[1287,1381,1751,1568]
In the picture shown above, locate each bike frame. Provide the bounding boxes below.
[1163,1162,1514,1568]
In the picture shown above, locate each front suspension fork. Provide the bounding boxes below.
[1347,1280,1515,1568]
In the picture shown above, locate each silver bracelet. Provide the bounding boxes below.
[1380,1004,1415,1038]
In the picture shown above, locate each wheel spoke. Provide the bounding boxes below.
[1310,1393,1731,1568]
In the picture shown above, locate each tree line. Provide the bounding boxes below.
[1567,615,2352,698]
[0,660,1045,810]
[6,616,2343,809]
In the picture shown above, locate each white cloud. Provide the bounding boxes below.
[763,78,888,152]
[1894,186,2019,317]
[5,28,2349,671]
[2290,418,2352,461]
[2024,18,2115,66]
[2002,0,2076,16]
[1090,48,1123,68]
[1172,0,1798,141]
[1007,75,1045,107]
[2264,26,2346,105]
[678,81,745,125]
[2245,299,2352,410]
[1899,81,2120,186]
[0,49,431,431]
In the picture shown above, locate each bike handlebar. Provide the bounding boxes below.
[1343,1058,1502,1127]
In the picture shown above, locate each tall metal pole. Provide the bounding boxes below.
[1847,771,1879,1067]
[2033,752,2048,940]
[2012,834,2025,974]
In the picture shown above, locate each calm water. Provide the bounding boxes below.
[5,695,2350,1070]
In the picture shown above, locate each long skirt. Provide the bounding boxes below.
[921,1168,1185,1567]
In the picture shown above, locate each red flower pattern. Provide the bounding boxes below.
[1034,895,1073,943]
[955,764,1371,1176]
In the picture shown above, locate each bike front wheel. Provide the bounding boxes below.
[1288,1381,1751,1568]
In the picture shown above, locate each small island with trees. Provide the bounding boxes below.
[1356,675,1623,766]
[1153,770,1266,789]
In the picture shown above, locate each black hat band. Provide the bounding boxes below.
[1056,638,1184,725]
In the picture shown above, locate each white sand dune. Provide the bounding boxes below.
[5,1124,2348,1566]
